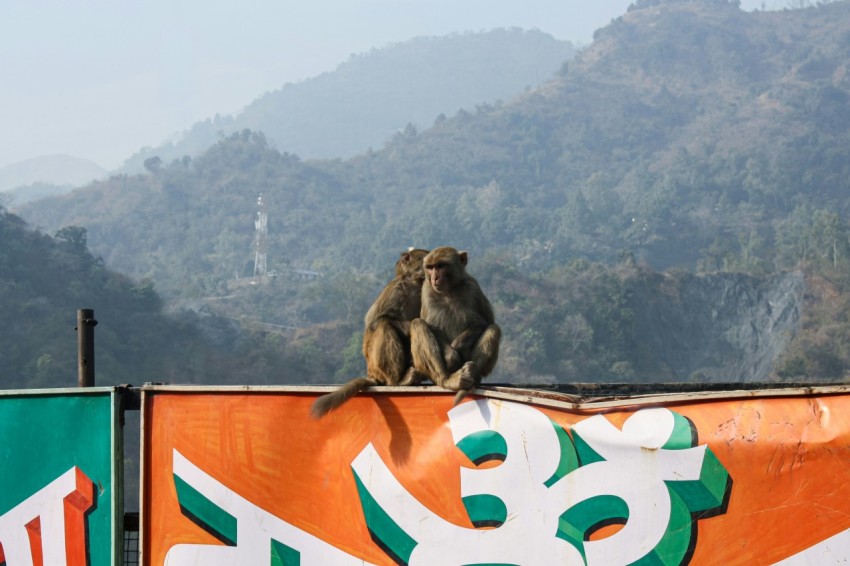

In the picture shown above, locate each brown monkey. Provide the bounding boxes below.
[409,247,500,405]
[310,248,429,418]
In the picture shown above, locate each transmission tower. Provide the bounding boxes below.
[253,193,268,278]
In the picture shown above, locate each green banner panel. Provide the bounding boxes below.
[0,387,121,566]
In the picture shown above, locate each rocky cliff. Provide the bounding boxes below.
[628,271,804,382]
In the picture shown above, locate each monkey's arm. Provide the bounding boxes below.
[443,327,484,371]
[369,316,411,337]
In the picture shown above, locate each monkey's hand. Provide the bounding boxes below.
[455,362,477,391]
[450,362,477,406]
[441,362,475,391]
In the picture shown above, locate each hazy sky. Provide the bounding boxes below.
[1,0,785,171]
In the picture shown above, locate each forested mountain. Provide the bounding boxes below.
[17,0,850,383]
[0,207,191,388]
[120,29,575,172]
[0,205,392,389]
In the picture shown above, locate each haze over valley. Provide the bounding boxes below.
[4,0,849,390]
[3,0,787,175]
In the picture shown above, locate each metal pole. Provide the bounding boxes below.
[76,308,97,387]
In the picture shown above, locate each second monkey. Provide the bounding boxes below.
[310,248,429,417]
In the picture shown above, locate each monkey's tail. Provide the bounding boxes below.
[452,388,471,407]
[310,378,375,419]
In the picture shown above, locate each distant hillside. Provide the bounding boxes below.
[0,205,371,389]
[120,28,575,171]
[0,155,106,192]
[5,182,74,207]
[23,0,850,285]
[19,0,850,382]
[0,207,179,389]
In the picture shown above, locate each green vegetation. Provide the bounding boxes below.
[0,205,371,389]
[14,1,850,385]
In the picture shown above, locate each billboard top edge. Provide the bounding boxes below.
[0,386,121,398]
[138,382,850,410]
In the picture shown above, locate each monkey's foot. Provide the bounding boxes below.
[443,362,478,391]
[399,367,426,386]
[447,363,478,406]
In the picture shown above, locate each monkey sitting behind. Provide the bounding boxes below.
[409,246,501,405]
[310,248,429,418]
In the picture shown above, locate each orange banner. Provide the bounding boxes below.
[142,387,850,565]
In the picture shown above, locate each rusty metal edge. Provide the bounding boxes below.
[136,382,850,411]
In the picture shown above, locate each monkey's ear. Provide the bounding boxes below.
[401,252,412,263]
[458,251,468,266]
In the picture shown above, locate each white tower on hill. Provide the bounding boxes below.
[253,194,268,278]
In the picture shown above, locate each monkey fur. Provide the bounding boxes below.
[409,247,501,406]
[310,248,429,418]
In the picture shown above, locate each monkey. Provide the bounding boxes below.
[310,248,429,418]
[409,247,501,405]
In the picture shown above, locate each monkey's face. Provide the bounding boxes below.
[398,248,429,282]
[426,262,450,293]
[424,247,466,293]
